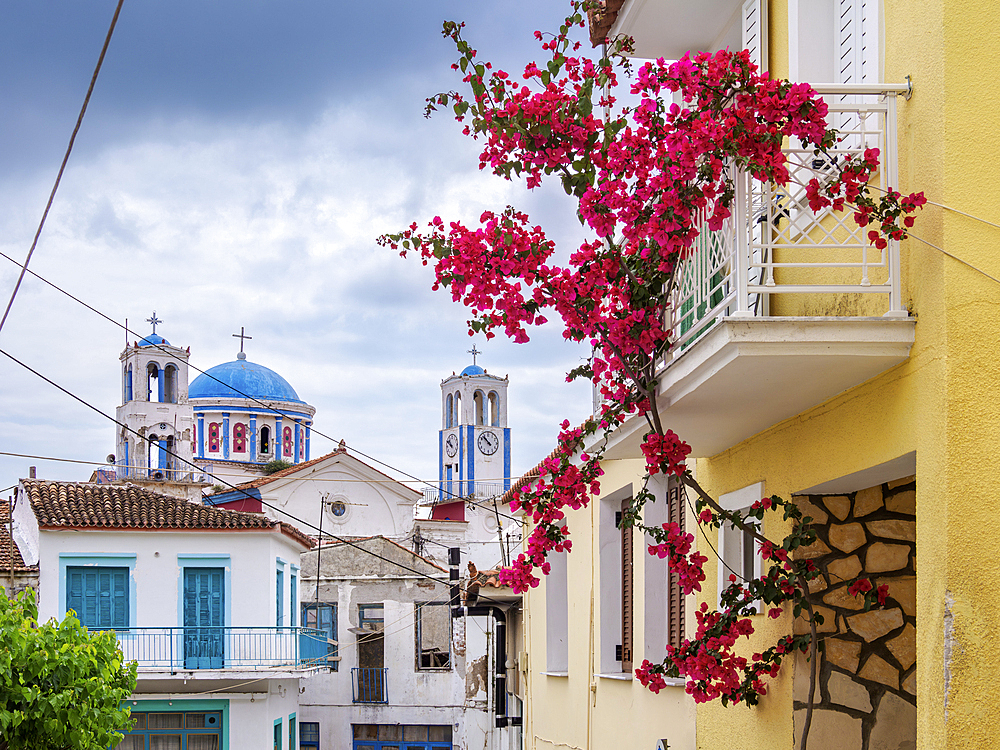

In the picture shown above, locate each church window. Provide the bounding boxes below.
[283,426,293,457]
[233,423,247,453]
[488,391,499,426]
[163,365,177,404]
[446,394,454,428]
[146,362,160,402]
[260,425,271,454]
[208,422,220,453]
[474,391,485,426]
[299,427,305,460]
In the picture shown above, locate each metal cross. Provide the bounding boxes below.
[468,344,481,365]
[232,326,253,353]
[146,311,162,334]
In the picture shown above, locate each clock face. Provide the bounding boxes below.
[477,430,500,456]
[445,434,458,457]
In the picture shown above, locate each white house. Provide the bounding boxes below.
[10,479,321,750]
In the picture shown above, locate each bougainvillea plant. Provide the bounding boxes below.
[379,2,923,745]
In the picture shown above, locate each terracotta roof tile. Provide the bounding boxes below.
[0,505,34,573]
[20,480,313,549]
[587,0,626,47]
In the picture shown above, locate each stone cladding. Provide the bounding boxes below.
[791,476,916,750]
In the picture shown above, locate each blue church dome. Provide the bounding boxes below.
[189,359,304,403]
[138,333,170,347]
[461,364,485,376]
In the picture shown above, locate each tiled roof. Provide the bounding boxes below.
[0,505,35,573]
[500,418,593,505]
[235,442,420,498]
[587,0,626,47]
[20,480,313,549]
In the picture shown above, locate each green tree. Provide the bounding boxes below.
[0,589,136,750]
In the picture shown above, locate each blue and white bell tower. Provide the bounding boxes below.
[437,347,511,503]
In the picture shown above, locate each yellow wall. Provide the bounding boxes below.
[522,457,698,750]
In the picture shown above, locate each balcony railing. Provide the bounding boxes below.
[352,667,389,703]
[667,86,906,353]
[111,626,332,670]
[422,482,508,505]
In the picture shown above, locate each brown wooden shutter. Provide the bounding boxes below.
[666,478,686,650]
[621,497,634,672]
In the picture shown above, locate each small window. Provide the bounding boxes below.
[233,423,247,453]
[330,500,347,517]
[208,422,221,453]
[260,425,271,454]
[415,602,452,670]
[282,426,293,457]
[67,567,129,629]
[299,722,320,750]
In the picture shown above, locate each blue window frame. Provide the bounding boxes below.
[290,573,297,627]
[300,722,320,750]
[352,724,452,750]
[116,710,222,749]
[302,603,338,671]
[66,566,128,629]
[276,568,284,626]
[289,714,296,750]
[274,718,283,750]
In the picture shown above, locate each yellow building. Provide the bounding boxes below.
[515,0,997,748]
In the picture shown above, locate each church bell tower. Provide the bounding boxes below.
[115,312,201,500]
[437,346,511,506]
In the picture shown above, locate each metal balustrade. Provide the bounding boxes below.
[110,626,332,670]
[667,86,906,353]
[422,482,508,505]
[352,667,389,704]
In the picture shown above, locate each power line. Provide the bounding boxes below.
[0,248,522,524]
[0,345,513,608]
[0,0,125,338]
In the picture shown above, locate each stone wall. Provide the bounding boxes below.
[791,476,916,750]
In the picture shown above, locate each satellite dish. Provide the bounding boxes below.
[106,454,116,464]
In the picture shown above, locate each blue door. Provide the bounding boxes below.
[184,568,224,669]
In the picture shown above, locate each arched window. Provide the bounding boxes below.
[163,365,177,404]
[208,422,221,453]
[454,392,462,426]
[446,394,454,428]
[488,391,499,426]
[299,427,305,460]
[147,362,160,402]
[260,425,271,455]
[282,426,293,457]
[474,391,485,426]
[233,423,247,453]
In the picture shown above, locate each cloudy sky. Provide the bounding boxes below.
[0,0,602,495]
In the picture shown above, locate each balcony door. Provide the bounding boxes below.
[183,567,224,669]
[357,604,384,702]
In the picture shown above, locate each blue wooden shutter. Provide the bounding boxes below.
[290,574,297,627]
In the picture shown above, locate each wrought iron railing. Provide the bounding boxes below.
[110,626,332,670]
[667,86,907,353]
[352,666,389,703]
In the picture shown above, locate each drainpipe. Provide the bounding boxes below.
[467,605,508,727]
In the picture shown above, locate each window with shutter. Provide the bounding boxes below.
[620,498,634,673]
[66,566,129,629]
[666,478,686,651]
[276,568,284,626]
[741,0,768,73]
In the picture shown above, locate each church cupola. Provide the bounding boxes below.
[436,346,511,506]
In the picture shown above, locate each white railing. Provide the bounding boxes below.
[422,482,509,505]
[668,86,906,352]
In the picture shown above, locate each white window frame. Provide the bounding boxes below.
[717,482,765,614]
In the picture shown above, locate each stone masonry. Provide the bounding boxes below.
[791,476,916,750]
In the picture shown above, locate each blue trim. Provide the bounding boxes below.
[122,441,129,478]
[222,414,230,460]
[198,415,205,458]
[294,422,301,464]
[458,427,464,493]
[59,553,137,626]
[157,366,165,402]
[203,487,262,506]
[274,717,283,750]
[158,439,168,472]
[275,416,283,458]
[191,404,314,419]
[503,427,512,490]
[305,423,311,461]
[466,425,475,497]
[122,699,229,750]
[438,431,444,502]
[176,555,231,628]
[446,465,453,501]
[250,415,258,456]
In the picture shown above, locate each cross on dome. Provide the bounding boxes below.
[232,326,252,360]
[146,311,162,334]
[468,344,481,366]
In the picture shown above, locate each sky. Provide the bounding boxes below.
[0,0,601,496]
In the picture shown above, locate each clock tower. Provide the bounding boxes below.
[437,349,511,505]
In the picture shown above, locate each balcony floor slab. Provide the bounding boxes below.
[603,316,915,459]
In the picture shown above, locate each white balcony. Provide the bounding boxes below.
[602,88,915,459]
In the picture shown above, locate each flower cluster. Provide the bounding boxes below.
[388,1,908,710]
